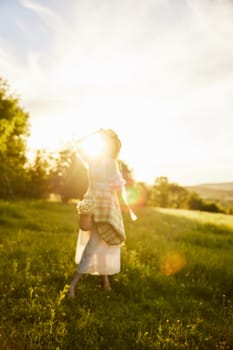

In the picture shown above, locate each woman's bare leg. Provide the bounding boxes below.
[102,275,111,291]
[68,272,82,298]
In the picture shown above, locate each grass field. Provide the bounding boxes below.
[0,200,233,349]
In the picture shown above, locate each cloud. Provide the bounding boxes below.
[1,0,233,185]
[1,0,233,126]
[20,0,65,32]
[1,0,233,101]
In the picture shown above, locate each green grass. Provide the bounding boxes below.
[0,201,233,349]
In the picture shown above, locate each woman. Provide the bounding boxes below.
[68,129,126,298]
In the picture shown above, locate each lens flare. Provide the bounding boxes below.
[123,184,147,208]
[160,252,186,276]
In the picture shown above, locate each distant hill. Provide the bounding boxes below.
[187,182,233,207]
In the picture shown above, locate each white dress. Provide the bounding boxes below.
[75,158,125,275]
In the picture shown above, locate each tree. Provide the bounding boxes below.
[150,176,170,207]
[150,176,225,213]
[0,77,30,198]
[188,192,205,211]
[25,150,51,198]
[50,149,88,202]
[168,183,189,208]
[188,192,223,213]
[150,177,190,209]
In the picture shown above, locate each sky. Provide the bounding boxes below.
[0,0,233,185]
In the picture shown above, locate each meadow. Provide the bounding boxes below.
[0,200,233,350]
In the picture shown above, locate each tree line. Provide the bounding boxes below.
[0,77,232,214]
[0,77,87,201]
[148,176,231,214]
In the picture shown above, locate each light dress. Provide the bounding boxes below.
[75,158,126,275]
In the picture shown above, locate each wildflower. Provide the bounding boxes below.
[77,197,95,214]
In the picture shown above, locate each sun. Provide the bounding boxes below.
[27,96,177,185]
[79,133,106,158]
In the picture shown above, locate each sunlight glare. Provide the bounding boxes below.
[80,133,105,158]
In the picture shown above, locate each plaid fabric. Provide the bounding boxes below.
[92,189,125,245]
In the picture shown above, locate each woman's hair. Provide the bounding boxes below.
[98,129,122,159]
